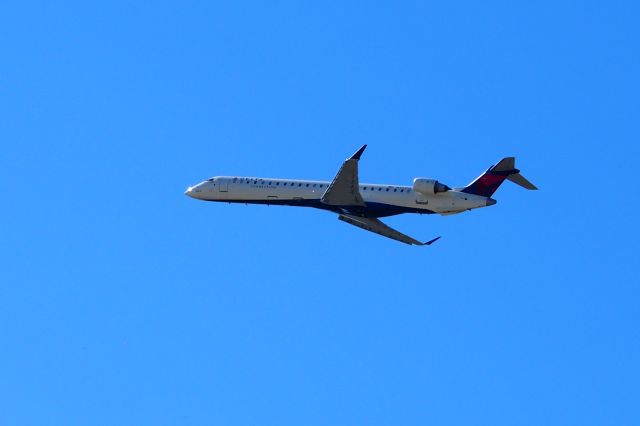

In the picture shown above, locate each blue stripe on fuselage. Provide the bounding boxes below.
[206,198,434,217]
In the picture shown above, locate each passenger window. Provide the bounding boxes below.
[298,183,302,187]
[306,184,309,187]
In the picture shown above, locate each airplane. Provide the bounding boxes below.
[185,145,537,245]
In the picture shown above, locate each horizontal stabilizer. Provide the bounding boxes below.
[507,172,538,190]
[492,157,516,172]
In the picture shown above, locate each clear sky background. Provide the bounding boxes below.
[1,1,639,425]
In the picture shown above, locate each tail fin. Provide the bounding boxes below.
[461,157,538,197]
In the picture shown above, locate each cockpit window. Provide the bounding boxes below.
[207,178,214,182]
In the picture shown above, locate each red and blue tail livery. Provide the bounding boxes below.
[461,157,537,197]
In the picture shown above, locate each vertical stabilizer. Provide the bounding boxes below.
[461,157,537,197]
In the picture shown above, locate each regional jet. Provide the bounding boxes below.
[185,145,537,245]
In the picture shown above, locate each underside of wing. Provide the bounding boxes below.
[321,145,367,207]
[338,214,440,246]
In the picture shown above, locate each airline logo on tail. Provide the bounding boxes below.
[461,157,538,197]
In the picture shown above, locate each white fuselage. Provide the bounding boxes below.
[185,176,493,217]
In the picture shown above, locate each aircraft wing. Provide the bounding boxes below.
[321,145,367,207]
[338,214,441,246]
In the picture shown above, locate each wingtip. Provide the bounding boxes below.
[350,144,367,160]
[423,236,441,246]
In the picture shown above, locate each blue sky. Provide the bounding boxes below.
[1,1,639,425]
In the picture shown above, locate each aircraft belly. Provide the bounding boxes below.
[358,195,432,217]
[360,194,431,216]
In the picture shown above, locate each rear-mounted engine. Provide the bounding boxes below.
[413,178,451,195]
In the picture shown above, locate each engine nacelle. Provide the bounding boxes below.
[412,178,451,195]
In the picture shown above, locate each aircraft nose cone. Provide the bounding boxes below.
[485,198,497,206]
[185,187,194,197]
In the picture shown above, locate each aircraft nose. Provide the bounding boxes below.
[485,198,497,206]
[185,187,194,198]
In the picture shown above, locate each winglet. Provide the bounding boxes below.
[423,236,441,246]
[349,144,367,160]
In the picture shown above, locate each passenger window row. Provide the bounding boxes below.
[362,186,410,193]
[231,178,326,188]
[226,178,411,193]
